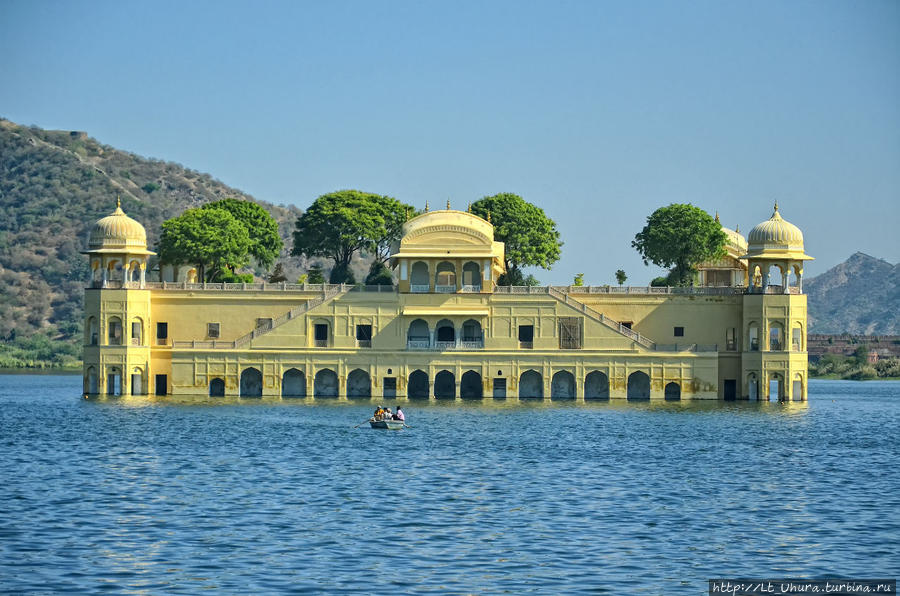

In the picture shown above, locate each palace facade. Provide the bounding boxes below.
[82,202,812,401]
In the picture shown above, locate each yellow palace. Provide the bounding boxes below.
[82,202,811,401]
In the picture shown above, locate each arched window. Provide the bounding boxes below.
[240,368,262,397]
[129,260,142,283]
[347,369,371,398]
[584,371,609,399]
[410,261,429,292]
[407,319,430,347]
[86,317,98,346]
[434,370,456,399]
[627,371,650,400]
[131,318,143,346]
[551,370,576,400]
[462,319,482,343]
[664,382,681,400]
[769,322,784,351]
[792,323,803,352]
[435,261,456,292]
[282,368,306,398]
[108,316,123,346]
[209,378,226,397]
[435,319,455,344]
[462,262,481,289]
[314,369,339,398]
[408,370,429,399]
[748,322,759,352]
[519,370,543,399]
[460,370,483,399]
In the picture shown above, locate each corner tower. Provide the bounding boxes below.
[81,200,155,395]
[740,203,813,401]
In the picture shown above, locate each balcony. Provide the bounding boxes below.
[435,285,456,293]
[406,339,484,350]
[460,285,482,293]
[410,284,430,293]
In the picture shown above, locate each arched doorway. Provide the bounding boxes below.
[314,369,339,398]
[240,368,262,397]
[519,370,543,399]
[664,382,681,400]
[792,373,803,401]
[130,367,143,395]
[410,261,429,291]
[209,378,226,397]
[107,366,122,396]
[627,371,650,400]
[435,319,455,345]
[584,371,609,399]
[768,373,783,402]
[435,261,456,291]
[748,373,759,400]
[462,261,481,289]
[408,370,429,399]
[407,319,430,347]
[551,370,575,400]
[85,366,98,394]
[282,368,306,398]
[347,369,372,398]
[460,370,483,399]
[434,370,456,399]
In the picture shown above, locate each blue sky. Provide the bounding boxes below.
[2,0,898,284]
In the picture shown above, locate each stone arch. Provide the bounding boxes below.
[128,260,142,282]
[240,367,263,397]
[768,371,784,402]
[130,317,143,345]
[347,369,372,398]
[584,371,609,400]
[314,368,339,398]
[86,316,98,345]
[410,261,429,287]
[792,372,804,401]
[209,377,226,397]
[434,370,456,399]
[408,370,429,399]
[462,319,483,342]
[435,319,455,343]
[282,368,306,398]
[407,319,430,343]
[460,370,483,399]
[748,321,759,351]
[84,366,98,394]
[435,261,456,289]
[108,316,123,345]
[130,366,144,395]
[107,366,122,396]
[627,371,650,400]
[462,261,481,287]
[551,370,576,400]
[748,372,759,400]
[519,370,543,399]
[664,381,681,401]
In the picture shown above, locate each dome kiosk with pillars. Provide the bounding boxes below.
[740,203,813,402]
[81,199,153,396]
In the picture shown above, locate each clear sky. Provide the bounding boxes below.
[2,0,898,284]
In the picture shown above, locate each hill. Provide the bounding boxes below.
[805,252,900,334]
[0,117,310,366]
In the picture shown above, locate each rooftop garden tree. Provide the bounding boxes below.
[470,193,562,286]
[201,198,282,270]
[291,190,413,284]
[632,203,726,286]
[157,208,250,282]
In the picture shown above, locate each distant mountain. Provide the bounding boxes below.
[0,117,307,346]
[805,252,900,334]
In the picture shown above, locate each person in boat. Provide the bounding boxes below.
[383,407,392,420]
[373,406,384,421]
[393,406,404,422]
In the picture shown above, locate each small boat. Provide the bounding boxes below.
[369,418,405,430]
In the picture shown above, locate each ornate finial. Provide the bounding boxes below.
[405,207,410,221]
[774,200,779,213]
[116,194,121,209]
[446,199,451,210]
[424,201,429,212]
[714,211,720,223]
[467,203,471,213]
[735,224,740,233]
[487,210,491,223]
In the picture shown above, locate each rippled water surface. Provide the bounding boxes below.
[1,376,899,594]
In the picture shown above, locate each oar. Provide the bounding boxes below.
[353,418,373,428]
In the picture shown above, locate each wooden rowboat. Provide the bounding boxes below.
[369,419,405,430]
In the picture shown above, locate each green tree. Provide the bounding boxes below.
[632,204,726,286]
[615,269,627,286]
[573,273,584,286]
[292,190,405,283]
[307,265,325,284]
[267,262,287,283]
[470,193,562,286]
[158,208,250,282]
[365,261,394,285]
[202,198,282,270]
[371,194,416,265]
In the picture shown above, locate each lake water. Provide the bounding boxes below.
[1,376,898,594]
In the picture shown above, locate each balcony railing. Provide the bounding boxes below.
[314,339,328,348]
[459,340,484,349]
[519,341,534,349]
[406,339,485,350]
[410,284,430,293]
[130,338,142,346]
[435,285,456,293]
[357,340,372,348]
[406,339,431,349]
[460,285,482,293]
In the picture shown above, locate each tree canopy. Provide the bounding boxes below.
[201,198,282,269]
[291,190,413,283]
[470,193,562,286]
[157,208,250,282]
[631,203,726,286]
